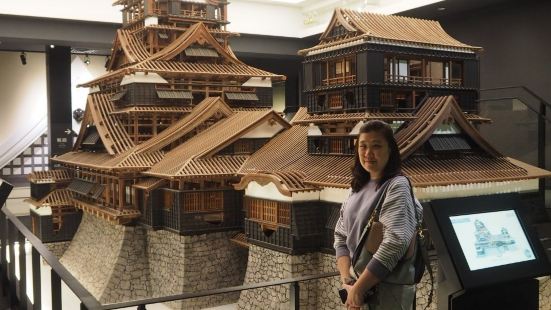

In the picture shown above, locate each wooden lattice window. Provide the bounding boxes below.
[183,191,224,213]
[163,191,174,211]
[244,197,291,230]
[329,137,343,154]
[329,94,343,109]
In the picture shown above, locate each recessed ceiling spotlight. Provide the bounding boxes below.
[437,7,446,11]
[50,44,55,48]
[84,54,91,65]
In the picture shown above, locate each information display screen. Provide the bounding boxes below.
[450,210,535,271]
[426,193,551,290]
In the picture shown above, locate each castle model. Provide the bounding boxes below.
[25,2,550,309]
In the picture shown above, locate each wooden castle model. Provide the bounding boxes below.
[23,4,551,309]
[26,0,287,242]
[235,8,551,255]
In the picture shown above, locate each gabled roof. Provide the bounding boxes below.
[238,95,551,192]
[25,189,74,208]
[238,125,352,191]
[146,110,290,178]
[146,22,241,65]
[79,22,284,88]
[28,170,72,184]
[52,149,164,171]
[134,96,233,154]
[292,112,417,125]
[73,93,135,155]
[395,96,500,159]
[299,8,481,56]
[106,29,152,71]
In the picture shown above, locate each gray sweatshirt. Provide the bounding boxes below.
[334,176,422,280]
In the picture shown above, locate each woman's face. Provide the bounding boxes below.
[358,131,390,180]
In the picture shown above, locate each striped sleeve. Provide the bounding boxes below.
[366,176,417,279]
[334,192,351,259]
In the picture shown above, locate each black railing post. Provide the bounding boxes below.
[32,247,41,310]
[137,304,147,310]
[81,302,89,310]
[17,232,27,310]
[0,214,8,297]
[538,101,546,197]
[51,269,62,310]
[289,281,300,310]
[8,220,18,307]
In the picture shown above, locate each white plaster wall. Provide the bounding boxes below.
[0,0,121,23]
[0,51,107,168]
[0,51,47,168]
[71,54,108,133]
[241,120,285,138]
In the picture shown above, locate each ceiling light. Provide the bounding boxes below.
[437,7,446,11]
[20,52,27,65]
[50,44,55,49]
[84,54,91,65]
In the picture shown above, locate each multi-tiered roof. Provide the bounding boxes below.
[28,0,286,228]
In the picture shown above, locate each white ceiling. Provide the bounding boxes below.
[0,0,444,38]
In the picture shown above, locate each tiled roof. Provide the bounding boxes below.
[110,106,193,114]
[395,96,500,159]
[73,93,135,155]
[178,155,249,177]
[52,150,164,171]
[292,112,417,125]
[238,125,353,190]
[134,97,233,154]
[25,189,74,208]
[27,170,72,184]
[80,23,284,88]
[147,110,290,177]
[239,96,550,191]
[133,178,167,191]
[403,155,550,187]
[106,29,151,70]
[134,60,282,78]
[300,8,481,55]
[72,198,141,225]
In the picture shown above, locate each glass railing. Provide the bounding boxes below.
[479,86,551,206]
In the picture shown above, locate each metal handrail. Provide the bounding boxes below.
[102,271,339,309]
[0,206,340,309]
[1,207,103,309]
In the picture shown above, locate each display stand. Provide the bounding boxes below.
[424,193,551,310]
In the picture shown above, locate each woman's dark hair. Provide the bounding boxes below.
[351,120,401,192]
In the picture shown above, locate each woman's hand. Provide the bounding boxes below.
[343,283,364,309]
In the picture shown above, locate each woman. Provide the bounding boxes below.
[334,120,422,310]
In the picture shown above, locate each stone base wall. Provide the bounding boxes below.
[237,247,441,310]
[44,241,71,259]
[147,230,248,310]
[60,214,151,304]
[539,276,551,310]
[238,246,336,310]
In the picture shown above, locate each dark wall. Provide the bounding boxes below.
[237,55,303,113]
[436,1,551,104]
